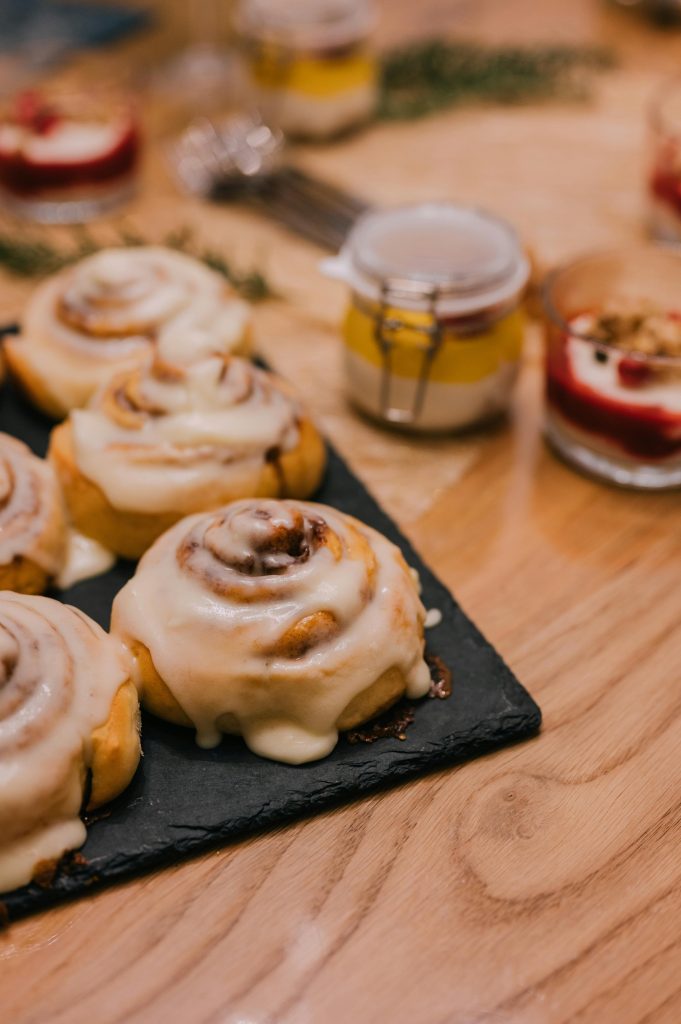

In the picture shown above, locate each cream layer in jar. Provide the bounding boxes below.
[325,202,529,432]
[251,80,376,140]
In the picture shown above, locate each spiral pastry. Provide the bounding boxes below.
[5,246,252,418]
[111,499,431,764]
[0,433,68,594]
[48,354,326,559]
[0,593,140,893]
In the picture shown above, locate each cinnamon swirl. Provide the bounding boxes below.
[48,355,326,559]
[5,246,252,418]
[0,593,140,893]
[0,433,68,594]
[111,499,431,764]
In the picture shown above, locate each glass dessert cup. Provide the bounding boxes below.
[648,76,681,242]
[324,202,529,432]
[0,88,140,224]
[235,0,377,141]
[543,248,681,489]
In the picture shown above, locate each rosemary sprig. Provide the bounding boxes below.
[164,229,275,303]
[379,41,615,121]
[0,225,276,301]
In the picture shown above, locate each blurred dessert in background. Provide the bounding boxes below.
[0,88,140,223]
[324,201,529,432]
[543,248,681,489]
[235,0,377,140]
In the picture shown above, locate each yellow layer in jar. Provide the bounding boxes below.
[343,303,525,384]
[250,45,376,98]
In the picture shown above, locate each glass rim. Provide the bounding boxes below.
[0,84,137,123]
[542,246,681,367]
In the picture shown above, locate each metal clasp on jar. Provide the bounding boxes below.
[371,277,443,424]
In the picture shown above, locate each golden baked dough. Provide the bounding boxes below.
[6,246,252,418]
[0,594,140,893]
[112,499,431,764]
[0,433,68,593]
[48,355,327,560]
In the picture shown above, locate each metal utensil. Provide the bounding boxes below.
[167,113,371,250]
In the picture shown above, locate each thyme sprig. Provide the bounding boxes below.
[0,225,276,302]
[379,41,615,121]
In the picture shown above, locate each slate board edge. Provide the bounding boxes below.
[2,704,540,923]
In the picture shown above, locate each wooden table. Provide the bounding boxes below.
[3,2,681,1021]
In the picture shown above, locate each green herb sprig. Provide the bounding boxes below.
[379,41,615,121]
[0,225,276,302]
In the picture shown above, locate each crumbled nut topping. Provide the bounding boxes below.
[590,301,681,357]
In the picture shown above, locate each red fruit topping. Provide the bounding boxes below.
[13,91,59,135]
[617,357,652,388]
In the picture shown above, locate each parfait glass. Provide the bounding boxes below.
[0,86,140,223]
[543,247,681,489]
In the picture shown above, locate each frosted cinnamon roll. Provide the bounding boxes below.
[5,246,252,418]
[111,499,431,764]
[0,593,140,893]
[0,433,67,594]
[48,355,326,559]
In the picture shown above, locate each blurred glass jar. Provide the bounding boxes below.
[0,87,140,224]
[323,202,530,432]
[235,0,378,141]
[648,76,681,242]
[543,247,681,489]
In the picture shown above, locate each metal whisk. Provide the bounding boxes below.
[168,114,371,250]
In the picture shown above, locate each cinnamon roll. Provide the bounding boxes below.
[0,593,140,893]
[0,433,68,594]
[5,246,252,418]
[48,355,326,559]
[111,499,431,764]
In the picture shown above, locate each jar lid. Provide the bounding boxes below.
[325,202,529,315]
[235,0,374,49]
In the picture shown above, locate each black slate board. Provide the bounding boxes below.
[0,378,541,922]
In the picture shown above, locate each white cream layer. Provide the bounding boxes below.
[0,121,124,163]
[568,315,681,414]
[111,500,431,764]
[11,247,251,413]
[257,82,375,138]
[346,350,518,430]
[0,595,132,892]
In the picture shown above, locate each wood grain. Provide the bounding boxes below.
[2,1,681,1021]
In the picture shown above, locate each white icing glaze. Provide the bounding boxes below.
[111,499,431,764]
[0,594,133,892]
[424,607,442,628]
[0,433,67,577]
[9,246,251,414]
[56,529,116,589]
[568,314,681,413]
[69,356,304,514]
